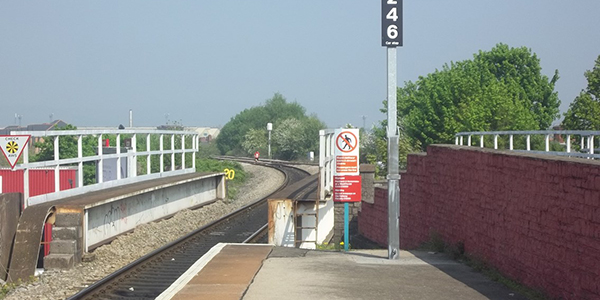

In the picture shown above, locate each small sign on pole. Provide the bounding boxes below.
[332,128,361,252]
[333,129,361,202]
[0,135,31,169]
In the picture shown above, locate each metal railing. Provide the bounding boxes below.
[319,129,335,200]
[455,130,600,159]
[10,129,200,207]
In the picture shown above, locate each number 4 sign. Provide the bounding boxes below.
[382,0,402,47]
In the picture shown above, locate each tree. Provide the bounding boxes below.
[216,93,325,158]
[271,116,324,160]
[563,55,600,130]
[397,43,560,150]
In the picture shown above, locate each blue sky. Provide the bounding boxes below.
[1,1,599,129]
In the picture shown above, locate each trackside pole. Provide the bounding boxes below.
[387,47,400,260]
[382,0,402,260]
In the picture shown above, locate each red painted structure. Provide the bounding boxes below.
[0,168,77,196]
[358,145,600,299]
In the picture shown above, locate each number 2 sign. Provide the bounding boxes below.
[382,0,402,47]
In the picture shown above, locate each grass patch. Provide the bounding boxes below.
[316,241,349,251]
[419,231,547,300]
[195,158,248,200]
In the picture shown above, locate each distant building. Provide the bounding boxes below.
[0,119,68,135]
[187,127,220,143]
[0,120,69,154]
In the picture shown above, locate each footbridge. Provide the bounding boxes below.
[0,129,225,282]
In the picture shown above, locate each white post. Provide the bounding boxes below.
[146,134,151,175]
[267,123,273,159]
[192,135,197,171]
[494,135,498,149]
[319,130,325,200]
[460,136,463,146]
[77,135,83,187]
[509,135,513,150]
[54,136,60,193]
[116,134,121,180]
[131,133,137,177]
[23,142,29,208]
[97,135,103,183]
[171,134,175,171]
[526,135,531,151]
[567,134,571,153]
[480,135,484,148]
[590,136,595,155]
[468,135,472,146]
[181,134,185,169]
[545,134,550,152]
[160,134,164,173]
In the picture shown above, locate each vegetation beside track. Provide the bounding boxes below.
[195,157,247,200]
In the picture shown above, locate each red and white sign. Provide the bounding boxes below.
[334,175,362,202]
[334,129,359,176]
[333,128,361,202]
[0,135,30,169]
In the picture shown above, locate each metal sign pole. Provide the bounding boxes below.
[387,47,400,260]
[344,202,349,251]
[382,0,402,260]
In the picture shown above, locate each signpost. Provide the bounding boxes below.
[333,128,360,251]
[0,135,30,169]
[382,0,402,260]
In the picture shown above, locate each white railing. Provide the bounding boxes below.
[10,129,199,207]
[455,130,600,159]
[319,129,335,200]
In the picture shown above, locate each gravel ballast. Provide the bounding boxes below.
[3,163,291,300]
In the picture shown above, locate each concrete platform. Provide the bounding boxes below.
[163,244,531,300]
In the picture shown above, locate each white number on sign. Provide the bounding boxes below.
[387,24,398,39]
[387,0,397,3]
[386,7,398,22]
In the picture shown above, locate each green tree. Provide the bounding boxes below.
[216,93,324,158]
[563,55,600,130]
[398,43,560,150]
[241,128,268,155]
[272,116,324,160]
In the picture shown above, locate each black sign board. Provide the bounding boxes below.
[382,0,403,47]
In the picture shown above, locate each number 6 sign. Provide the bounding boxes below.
[382,0,402,47]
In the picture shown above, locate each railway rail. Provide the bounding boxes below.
[67,162,311,300]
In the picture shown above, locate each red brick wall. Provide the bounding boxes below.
[358,145,600,299]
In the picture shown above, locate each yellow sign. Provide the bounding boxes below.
[0,135,31,169]
[224,168,235,180]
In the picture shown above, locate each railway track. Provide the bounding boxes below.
[67,162,311,300]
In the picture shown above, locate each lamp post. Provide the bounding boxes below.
[267,123,272,159]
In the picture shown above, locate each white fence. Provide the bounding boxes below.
[319,129,335,200]
[10,129,199,207]
[455,130,600,159]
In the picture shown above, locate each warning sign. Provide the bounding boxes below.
[336,155,358,173]
[333,128,361,202]
[336,131,358,153]
[0,135,30,169]
[334,175,362,202]
[334,129,359,176]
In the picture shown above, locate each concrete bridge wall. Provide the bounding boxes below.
[359,144,600,299]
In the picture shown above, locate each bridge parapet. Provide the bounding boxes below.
[8,129,200,208]
[456,129,600,159]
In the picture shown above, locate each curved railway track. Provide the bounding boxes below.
[67,162,311,300]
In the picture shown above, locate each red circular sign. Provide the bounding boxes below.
[336,131,358,153]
